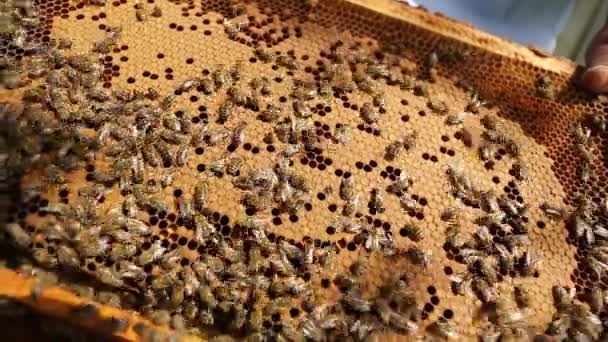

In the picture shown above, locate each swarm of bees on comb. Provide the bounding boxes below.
[2,0,608,341]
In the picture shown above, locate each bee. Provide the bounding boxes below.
[228,121,246,149]
[56,245,81,269]
[466,91,484,113]
[136,240,166,265]
[68,54,97,73]
[585,111,607,133]
[112,243,138,259]
[401,224,424,242]
[427,98,449,115]
[399,193,418,211]
[179,301,200,323]
[511,159,528,181]
[343,195,359,217]
[268,253,296,276]
[218,100,233,123]
[479,191,500,214]
[427,318,457,339]
[387,177,410,194]
[478,143,493,161]
[176,196,194,224]
[580,161,591,183]
[575,143,593,164]
[319,80,333,99]
[213,67,232,89]
[355,75,378,95]
[589,288,604,314]
[519,250,541,277]
[135,7,147,21]
[373,94,386,107]
[329,125,351,145]
[446,226,466,248]
[223,18,243,35]
[535,75,554,99]
[46,164,67,184]
[366,63,390,79]
[199,77,215,94]
[276,55,299,70]
[174,144,190,167]
[552,286,575,307]
[342,291,373,314]
[384,140,403,161]
[5,223,32,248]
[403,130,418,150]
[540,202,565,220]
[141,144,160,167]
[197,286,218,308]
[446,112,467,126]
[572,124,591,147]
[193,180,208,212]
[154,141,174,166]
[504,138,520,157]
[160,94,176,110]
[225,156,244,176]
[255,47,275,63]
[93,33,118,53]
[227,85,248,106]
[95,291,121,307]
[339,174,355,201]
[293,99,312,118]
[405,247,431,267]
[427,51,439,68]
[146,310,171,326]
[96,265,127,288]
[56,37,73,50]
[207,128,231,147]
[151,5,162,17]
[176,79,198,93]
[481,129,504,144]
[360,102,379,124]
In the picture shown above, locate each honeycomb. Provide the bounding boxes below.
[0,0,607,340]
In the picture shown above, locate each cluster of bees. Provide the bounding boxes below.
[2,1,608,341]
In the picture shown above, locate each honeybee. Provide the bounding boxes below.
[385,140,403,161]
[174,144,190,167]
[339,175,355,201]
[406,247,431,267]
[360,103,379,124]
[401,224,424,242]
[539,202,565,220]
[366,62,390,79]
[276,55,299,70]
[218,100,234,123]
[151,5,162,17]
[466,91,485,113]
[427,318,457,339]
[135,7,147,21]
[446,112,467,126]
[223,18,243,35]
[193,180,208,212]
[427,98,449,115]
[480,114,497,130]
[535,75,554,99]
[343,195,359,217]
[5,222,32,249]
[154,141,174,166]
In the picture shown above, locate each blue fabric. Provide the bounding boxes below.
[410,0,574,52]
